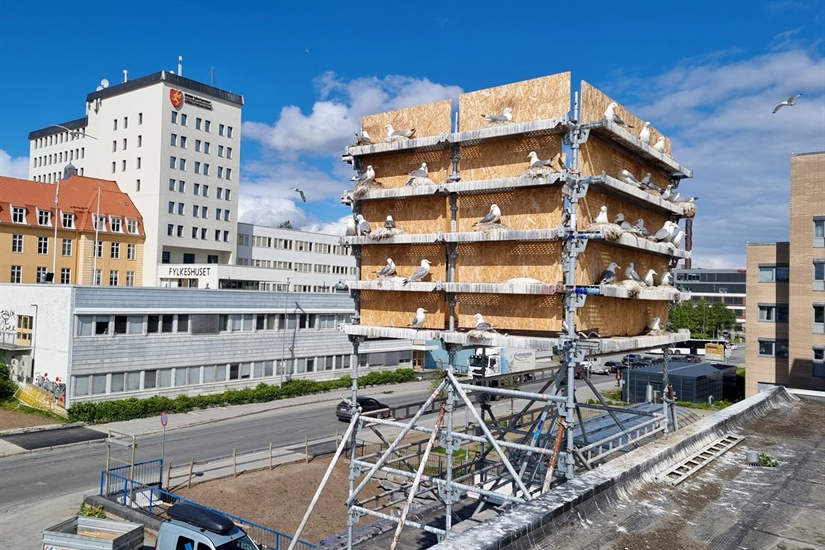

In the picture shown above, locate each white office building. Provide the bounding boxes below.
[28,64,243,285]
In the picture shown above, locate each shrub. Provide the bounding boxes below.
[0,362,18,399]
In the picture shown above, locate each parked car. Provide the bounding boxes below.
[644,356,664,365]
[622,353,642,365]
[630,360,652,369]
[604,361,623,374]
[336,396,391,422]
[588,359,612,375]
[684,354,701,363]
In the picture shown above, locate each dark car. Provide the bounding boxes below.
[604,360,622,373]
[336,396,391,422]
[644,356,664,365]
[630,360,652,369]
[684,354,701,363]
[622,353,642,365]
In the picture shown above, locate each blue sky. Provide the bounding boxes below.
[1,0,823,269]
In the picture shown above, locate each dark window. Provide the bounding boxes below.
[114,316,128,334]
[144,370,156,389]
[177,315,190,333]
[207,255,219,264]
[162,316,174,333]
[148,315,160,333]
[162,251,170,264]
[94,317,109,335]
[183,253,195,264]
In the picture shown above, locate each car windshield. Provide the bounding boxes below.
[216,534,259,550]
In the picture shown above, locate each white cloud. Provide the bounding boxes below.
[0,149,30,178]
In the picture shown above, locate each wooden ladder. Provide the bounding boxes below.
[657,433,744,486]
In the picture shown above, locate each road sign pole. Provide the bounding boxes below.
[160,411,168,470]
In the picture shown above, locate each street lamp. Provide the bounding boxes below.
[279,277,292,387]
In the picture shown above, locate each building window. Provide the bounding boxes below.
[194,161,200,174]
[225,189,231,201]
[122,137,127,149]
[815,304,825,334]
[62,212,74,228]
[194,183,200,195]
[218,145,224,157]
[162,251,170,264]
[62,238,72,256]
[61,268,71,284]
[217,187,223,199]
[758,304,788,323]
[815,261,825,291]
[177,225,183,237]
[192,227,199,238]
[168,201,175,214]
[204,142,210,154]
[110,217,122,232]
[126,271,135,286]
[169,179,176,191]
[127,219,138,234]
[192,204,199,217]
[196,118,202,130]
[170,156,176,169]
[224,210,230,222]
[223,230,229,242]
[127,243,136,260]
[204,120,211,133]
[183,253,195,264]
[226,147,232,159]
[10,265,22,283]
[225,168,231,181]
[138,113,143,125]
[94,269,102,286]
[122,159,127,171]
[203,185,209,197]
[814,348,825,378]
[178,203,184,215]
[217,167,223,178]
[179,180,185,193]
[109,270,119,286]
[167,224,174,236]
[815,218,824,248]
[218,124,224,136]
[215,230,221,241]
[208,255,218,264]
[181,114,187,126]
[227,126,233,138]
[136,179,141,191]
[112,161,117,173]
[38,209,51,226]
[37,236,48,255]
[111,242,120,259]
[12,234,23,253]
[138,135,143,147]
[179,158,186,171]
[201,207,208,219]
[758,339,789,358]
[758,265,790,283]
[201,228,207,240]
[195,139,201,152]
[113,119,118,131]
[123,116,128,129]
[215,208,222,220]
[203,164,209,176]
[180,136,187,149]
[95,240,103,258]
[171,134,177,146]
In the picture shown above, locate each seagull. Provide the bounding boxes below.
[604,102,634,129]
[407,162,428,184]
[351,165,376,185]
[672,194,698,203]
[615,213,640,233]
[659,271,673,286]
[403,259,431,285]
[288,187,306,202]
[408,308,427,328]
[345,216,357,236]
[619,169,642,187]
[643,268,658,287]
[653,136,665,153]
[773,94,801,114]
[473,204,501,225]
[354,130,372,145]
[474,313,494,330]
[355,214,371,236]
[671,229,685,248]
[482,107,513,122]
[647,316,663,332]
[384,215,396,229]
[594,205,609,224]
[634,218,652,237]
[375,258,396,277]
[660,184,675,201]
[528,151,556,169]
[595,262,620,285]
[639,173,657,191]
[625,262,643,284]
[386,123,415,139]
[652,221,677,242]
[49,124,97,139]
[639,122,651,144]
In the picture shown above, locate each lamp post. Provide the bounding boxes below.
[279,277,292,387]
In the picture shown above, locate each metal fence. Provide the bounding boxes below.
[100,464,316,550]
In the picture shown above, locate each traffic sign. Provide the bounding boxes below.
[160,411,168,427]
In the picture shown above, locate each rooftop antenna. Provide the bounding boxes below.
[178,55,183,77]
[210,66,215,86]
[96,78,109,92]
[123,70,128,83]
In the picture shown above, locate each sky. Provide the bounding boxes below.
[1,0,823,269]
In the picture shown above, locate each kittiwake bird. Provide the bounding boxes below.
[352,165,376,186]
[619,169,642,187]
[639,121,651,144]
[473,204,501,226]
[345,216,357,236]
[647,316,663,332]
[354,130,372,145]
[659,271,673,286]
[653,136,665,153]
[604,102,634,129]
[375,258,396,278]
[595,262,619,285]
[615,213,640,233]
[527,151,558,169]
[408,308,427,328]
[288,187,306,202]
[384,215,396,229]
[408,162,428,178]
[625,262,644,284]
[403,259,431,285]
[652,221,677,242]
[643,268,657,287]
[634,218,652,237]
[386,123,415,139]
[594,205,609,224]
[671,229,685,248]
[355,214,371,236]
[773,94,801,114]
[474,313,494,331]
[482,107,513,122]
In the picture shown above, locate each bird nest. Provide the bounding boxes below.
[585,222,622,241]
[680,202,696,218]
[485,120,515,127]
[467,329,496,342]
[645,328,668,337]
[406,176,435,187]
[353,180,383,198]
[381,135,410,144]
[520,166,558,179]
[474,222,512,233]
[370,227,407,240]
[645,286,682,300]
[616,279,642,297]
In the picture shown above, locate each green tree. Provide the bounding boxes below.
[277,220,293,229]
[0,361,18,399]
[668,299,736,339]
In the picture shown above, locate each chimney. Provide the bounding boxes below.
[123,70,128,83]
[178,56,183,77]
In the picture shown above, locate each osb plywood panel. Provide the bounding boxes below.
[361,100,452,141]
[576,296,670,338]
[460,136,562,181]
[361,243,445,282]
[360,290,446,330]
[579,136,669,190]
[456,242,563,283]
[457,293,562,332]
[361,149,451,189]
[459,72,571,132]
[577,241,671,287]
[579,81,672,155]
[362,196,450,235]
[457,188,564,232]
[578,188,671,231]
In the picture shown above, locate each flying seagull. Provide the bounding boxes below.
[473,204,501,225]
[482,107,513,123]
[355,214,371,236]
[354,130,372,145]
[351,165,376,185]
[643,268,658,287]
[408,308,427,328]
[595,262,620,285]
[49,124,97,139]
[604,102,634,129]
[403,259,431,285]
[386,123,415,139]
[647,316,663,332]
[625,262,644,284]
[288,187,306,202]
[528,151,556,168]
[384,215,396,229]
[773,94,801,114]
[594,205,609,224]
[474,313,493,331]
[653,136,665,153]
[375,258,396,277]
[639,121,651,144]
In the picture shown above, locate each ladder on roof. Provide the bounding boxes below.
[657,433,744,486]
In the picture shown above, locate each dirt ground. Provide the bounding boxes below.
[174,455,383,546]
[0,407,60,431]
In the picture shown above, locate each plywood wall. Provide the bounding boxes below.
[360,149,451,189]
[578,188,671,231]
[577,241,672,288]
[459,72,571,132]
[457,188,564,232]
[360,243,445,282]
[579,137,670,192]
[361,100,452,141]
[575,296,670,338]
[456,242,563,283]
[579,81,672,156]
[460,135,562,181]
[457,293,562,332]
[361,196,450,235]
[360,290,446,329]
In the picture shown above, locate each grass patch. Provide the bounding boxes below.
[0,396,68,423]
[675,399,735,410]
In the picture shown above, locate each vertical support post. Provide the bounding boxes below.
[188,458,194,488]
[448,144,461,183]
[233,448,237,478]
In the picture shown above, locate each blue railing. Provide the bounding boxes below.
[100,465,316,550]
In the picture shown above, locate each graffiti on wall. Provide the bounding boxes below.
[36,372,66,403]
[1,308,15,333]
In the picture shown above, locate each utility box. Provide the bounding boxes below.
[41,516,144,550]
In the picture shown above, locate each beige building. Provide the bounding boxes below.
[746,151,825,396]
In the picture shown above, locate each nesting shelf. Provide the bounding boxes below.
[352,174,565,202]
[596,175,686,217]
[348,280,563,296]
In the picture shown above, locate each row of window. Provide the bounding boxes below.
[33,127,95,148]
[160,252,219,265]
[168,179,233,200]
[759,262,825,290]
[757,303,824,332]
[171,134,233,158]
[10,235,136,260]
[757,341,825,378]
[33,147,86,167]
[236,258,356,275]
[238,234,348,256]
[166,201,231,221]
[171,111,234,138]
[35,171,84,183]
[166,225,230,242]
[112,115,141,131]
[168,156,232,179]
[8,266,135,285]
[9,208,138,234]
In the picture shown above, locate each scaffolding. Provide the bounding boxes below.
[292,73,696,549]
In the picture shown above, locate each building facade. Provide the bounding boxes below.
[746,151,825,396]
[0,175,145,286]
[673,268,747,332]
[28,67,243,285]
[0,285,412,408]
